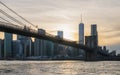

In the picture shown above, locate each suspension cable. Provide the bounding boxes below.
[0,16,11,23]
[0,9,26,26]
[0,1,38,28]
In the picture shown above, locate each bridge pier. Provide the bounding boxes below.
[85,50,97,61]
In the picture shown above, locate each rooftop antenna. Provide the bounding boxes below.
[81,13,82,23]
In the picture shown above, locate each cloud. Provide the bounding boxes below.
[105,32,120,38]
[100,24,120,38]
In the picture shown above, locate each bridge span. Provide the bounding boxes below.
[0,21,109,60]
[0,21,93,51]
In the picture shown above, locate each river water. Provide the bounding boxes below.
[0,61,119,75]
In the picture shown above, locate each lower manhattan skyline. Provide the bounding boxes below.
[0,0,120,54]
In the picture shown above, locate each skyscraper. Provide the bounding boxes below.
[34,29,47,57]
[17,35,32,57]
[12,40,23,59]
[79,17,84,44]
[34,38,40,56]
[46,41,54,57]
[57,31,63,38]
[0,39,2,58]
[91,24,97,36]
[91,24,98,42]
[57,31,66,56]
[4,32,13,58]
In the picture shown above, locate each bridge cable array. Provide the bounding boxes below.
[0,16,12,24]
[0,1,38,29]
[0,9,26,26]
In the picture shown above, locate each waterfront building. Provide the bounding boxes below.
[102,46,109,53]
[46,41,54,57]
[39,29,47,57]
[53,43,59,56]
[110,50,116,56]
[103,46,106,51]
[0,39,2,58]
[12,40,23,58]
[34,39,47,57]
[59,45,67,56]
[78,49,85,58]
[79,17,84,45]
[26,39,32,57]
[57,31,68,57]
[31,41,34,56]
[98,46,102,51]
[40,40,47,57]
[4,32,13,58]
[0,39,4,58]
[34,29,47,57]
[66,46,74,57]
[34,38,40,56]
[1,40,4,58]
[17,35,32,57]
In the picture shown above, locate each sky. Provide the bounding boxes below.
[0,0,120,53]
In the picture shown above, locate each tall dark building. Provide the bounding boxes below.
[85,24,98,48]
[4,32,13,58]
[0,39,3,58]
[12,40,23,58]
[79,17,84,45]
[46,41,54,57]
[91,24,98,46]
[34,29,47,57]
[91,24,97,36]
[17,35,32,57]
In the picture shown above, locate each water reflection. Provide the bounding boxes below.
[0,61,119,75]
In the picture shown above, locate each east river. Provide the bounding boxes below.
[0,61,119,75]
